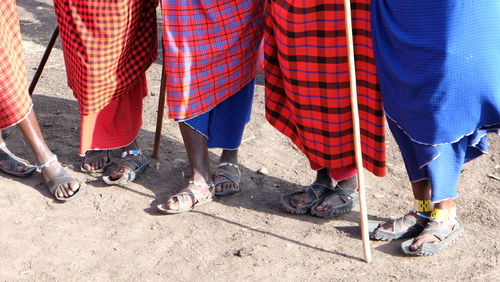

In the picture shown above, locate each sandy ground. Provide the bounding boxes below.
[0,1,499,281]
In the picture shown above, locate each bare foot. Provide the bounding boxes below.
[214,163,240,194]
[408,221,454,251]
[164,181,212,212]
[290,168,332,209]
[108,141,146,182]
[376,211,429,233]
[81,150,109,172]
[41,157,80,199]
[314,176,357,212]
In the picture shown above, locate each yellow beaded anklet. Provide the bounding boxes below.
[413,199,434,213]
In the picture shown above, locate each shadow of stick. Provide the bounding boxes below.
[192,210,364,262]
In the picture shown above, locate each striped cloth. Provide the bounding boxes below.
[53,0,158,115]
[161,0,265,119]
[265,0,386,176]
[0,0,32,130]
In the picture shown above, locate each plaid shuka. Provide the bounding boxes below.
[265,0,386,176]
[0,0,32,130]
[161,0,265,119]
[53,0,158,115]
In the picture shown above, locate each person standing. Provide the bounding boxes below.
[53,0,158,184]
[265,0,386,217]
[0,0,82,201]
[157,0,264,213]
[370,0,500,256]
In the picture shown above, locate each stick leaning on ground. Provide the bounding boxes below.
[343,0,373,263]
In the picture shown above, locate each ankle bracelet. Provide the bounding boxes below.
[35,155,58,169]
[413,199,434,213]
[121,149,141,158]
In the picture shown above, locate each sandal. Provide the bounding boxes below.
[370,213,426,241]
[37,155,84,202]
[214,162,241,196]
[0,142,36,177]
[281,183,332,214]
[157,181,214,214]
[401,206,464,256]
[80,150,111,173]
[102,149,149,185]
[371,200,433,241]
[310,186,358,217]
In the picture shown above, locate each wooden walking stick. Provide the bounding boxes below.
[29,27,59,96]
[343,0,372,263]
[152,63,167,159]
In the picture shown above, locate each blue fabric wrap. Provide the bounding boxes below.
[388,118,491,203]
[371,0,500,145]
[182,79,255,150]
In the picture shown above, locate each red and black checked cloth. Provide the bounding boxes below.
[53,0,158,115]
[161,0,264,119]
[265,0,386,176]
[0,0,32,130]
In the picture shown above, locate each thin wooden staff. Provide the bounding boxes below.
[343,0,372,263]
[29,27,59,96]
[152,62,167,159]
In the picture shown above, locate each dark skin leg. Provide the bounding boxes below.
[0,133,30,173]
[214,149,239,193]
[17,110,79,198]
[314,175,358,212]
[290,168,332,209]
[375,180,432,233]
[409,198,455,251]
[81,150,109,172]
[164,123,211,211]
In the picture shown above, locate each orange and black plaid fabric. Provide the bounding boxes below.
[53,0,158,115]
[161,0,265,119]
[0,0,32,130]
[265,0,386,176]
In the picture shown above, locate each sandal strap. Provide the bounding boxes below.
[306,183,332,201]
[0,142,6,148]
[35,155,58,169]
[218,162,239,169]
[118,157,145,171]
[46,168,79,196]
[393,215,423,232]
[121,149,141,158]
[420,222,459,241]
[214,169,241,185]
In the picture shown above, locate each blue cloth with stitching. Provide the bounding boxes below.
[181,79,255,150]
[371,0,500,144]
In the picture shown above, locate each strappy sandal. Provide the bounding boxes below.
[80,150,111,173]
[281,183,332,214]
[370,213,426,241]
[401,206,464,256]
[310,185,359,217]
[214,162,241,196]
[37,155,84,202]
[0,142,36,177]
[157,181,214,214]
[102,149,149,185]
[371,200,433,241]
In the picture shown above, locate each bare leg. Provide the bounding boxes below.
[289,168,332,209]
[164,123,212,210]
[17,110,79,198]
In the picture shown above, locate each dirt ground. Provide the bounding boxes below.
[1,1,498,281]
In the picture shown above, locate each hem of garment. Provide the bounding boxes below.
[167,67,261,120]
[179,120,245,151]
[0,103,33,131]
[410,177,429,183]
[79,127,140,157]
[431,195,458,204]
[385,111,500,146]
